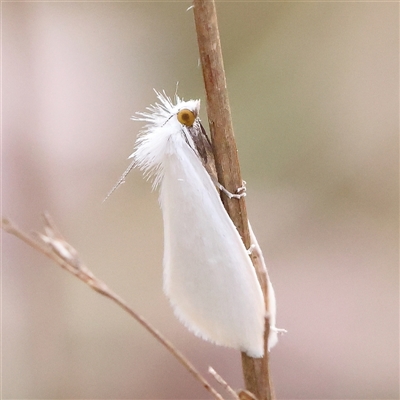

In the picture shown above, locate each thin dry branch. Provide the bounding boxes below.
[192,1,274,399]
[209,366,240,400]
[1,214,224,400]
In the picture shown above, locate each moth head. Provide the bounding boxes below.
[176,99,200,128]
[177,109,196,127]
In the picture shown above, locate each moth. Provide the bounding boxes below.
[107,91,282,357]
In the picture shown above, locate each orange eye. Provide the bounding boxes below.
[177,109,196,127]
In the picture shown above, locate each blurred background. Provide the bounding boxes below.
[3,1,398,399]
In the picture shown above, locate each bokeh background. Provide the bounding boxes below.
[3,2,398,399]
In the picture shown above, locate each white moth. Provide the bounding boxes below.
[109,91,281,357]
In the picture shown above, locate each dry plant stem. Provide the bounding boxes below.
[1,215,224,400]
[192,0,248,232]
[192,1,273,400]
[238,390,259,400]
[209,367,240,400]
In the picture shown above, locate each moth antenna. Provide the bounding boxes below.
[174,81,180,103]
[103,159,136,202]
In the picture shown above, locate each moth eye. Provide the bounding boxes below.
[177,109,196,127]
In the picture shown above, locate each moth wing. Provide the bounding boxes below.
[248,222,279,350]
[160,140,265,357]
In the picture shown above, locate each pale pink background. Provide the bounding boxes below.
[3,2,398,399]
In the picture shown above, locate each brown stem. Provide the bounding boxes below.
[192,1,273,399]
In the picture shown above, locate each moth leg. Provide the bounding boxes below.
[214,179,247,200]
[270,326,288,335]
[235,180,247,197]
[236,183,247,196]
[219,184,245,199]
